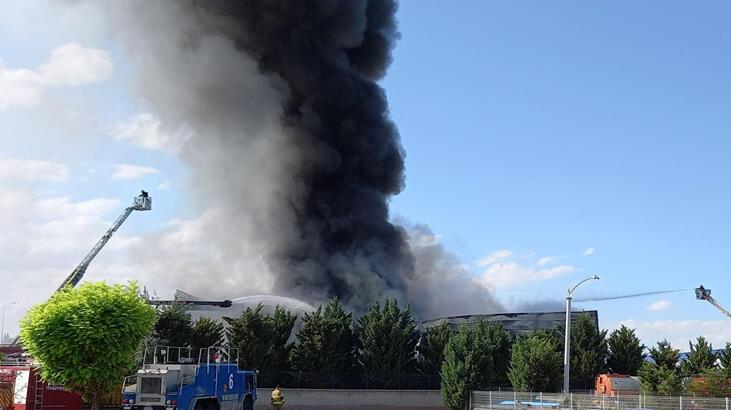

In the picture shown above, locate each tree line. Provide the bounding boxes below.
[18,282,731,410]
[153,300,731,409]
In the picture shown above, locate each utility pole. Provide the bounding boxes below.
[563,275,599,394]
[1,301,16,345]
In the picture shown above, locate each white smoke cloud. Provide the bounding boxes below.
[404,223,502,318]
[94,0,505,319]
[97,1,317,304]
[109,113,191,154]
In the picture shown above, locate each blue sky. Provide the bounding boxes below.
[1,1,729,348]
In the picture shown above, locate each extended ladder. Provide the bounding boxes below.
[33,372,43,410]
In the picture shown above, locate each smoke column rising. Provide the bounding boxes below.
[101,0,501,317]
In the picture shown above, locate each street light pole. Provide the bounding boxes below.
[1,302,16,345]
[563,275,599,394]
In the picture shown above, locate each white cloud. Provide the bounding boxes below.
[34,196,120,219]
[0,189,140,336]
[109,113,191,153]
[477,249,512,267]
[0,65,42,109]
[157,181,171,191]
[649,300,672,312]
[477,250,576,288]
[0,42,112,110]
[584,247,595,256]
[0,158,70,181]
[38,42,112,86]
[28,196,122,253]
[617,319,731,350]
[112,164,160,180]
[537,256,559,266]
[647,300,673,312]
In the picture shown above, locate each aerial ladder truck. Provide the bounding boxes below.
[17,191,230,344]
[52,191,231,307]
[695,285,731,320]
[9,191,152,348]
[56,191,152,291]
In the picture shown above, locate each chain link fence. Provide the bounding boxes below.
[470,391,731,410]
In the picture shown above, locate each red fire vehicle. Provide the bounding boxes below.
[0,349,81,410]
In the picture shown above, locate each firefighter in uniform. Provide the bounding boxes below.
[271,385,285,409]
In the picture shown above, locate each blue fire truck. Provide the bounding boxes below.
[122,346,256,410]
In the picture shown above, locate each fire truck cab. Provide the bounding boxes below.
[0,349,81,410]
[122,346,256,410]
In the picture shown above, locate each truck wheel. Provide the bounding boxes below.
[194,402,205,410]
[243,396,253,410]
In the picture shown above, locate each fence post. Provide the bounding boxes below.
[468,391,472,410]
[726,396,729,410]
[513,391,517,410]
[570,393,573,410]
[616,394,620,410]
[638,393,641,409]
[602,394,605,410]
[540,392,543,408]
[679,396,683,410]
[489,391,492,410]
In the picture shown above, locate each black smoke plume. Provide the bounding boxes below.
[102,0,501,317]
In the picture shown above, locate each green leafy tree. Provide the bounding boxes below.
[419,322,452,375]
[508,331,563,392]
[356,299,419,388]
[440,321,512,410]
[153,305,193,347]
[226,304,296,375]
[681,336,717,376]
[20,282,155,410]
[291,299,359,379]
[190,316,225,358]
[569,315,608,390]
[719,343,731,377]
[649,340,680,370]
[606,325,644,375]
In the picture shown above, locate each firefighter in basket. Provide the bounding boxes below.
[271,385,285,409]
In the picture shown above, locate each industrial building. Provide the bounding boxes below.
[419,310,599,338]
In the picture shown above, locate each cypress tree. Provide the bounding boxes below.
[606,325,644,375]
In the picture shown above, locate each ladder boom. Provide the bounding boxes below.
[148,300,233,308]
[57,207,134,291]
[695,285,731,320]
[706,297,731,320]
[56,191,151,292]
